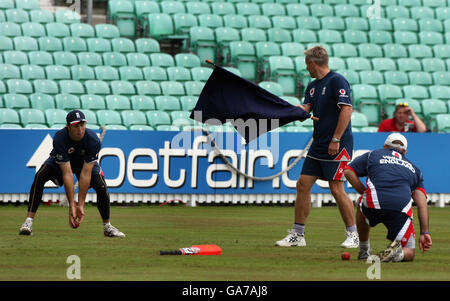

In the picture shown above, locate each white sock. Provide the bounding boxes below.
[346,225,357,232]
[26,217,33,223]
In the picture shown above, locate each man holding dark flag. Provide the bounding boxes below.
[275,46,359,248]
[190,60,315,143]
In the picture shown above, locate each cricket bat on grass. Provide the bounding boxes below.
[160,244,222,256]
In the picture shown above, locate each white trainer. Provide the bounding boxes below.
[275,229,306,247]
[104,224,125,238]
[358,249,371,260]
[378,240,404,262]
[341,231,359,248]
[19,220,33,236]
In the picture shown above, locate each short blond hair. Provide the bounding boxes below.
[304,46,329,66]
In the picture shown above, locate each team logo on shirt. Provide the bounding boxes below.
[338,89,348,98]
[392,150,402,160]
[68,147,75,154]
[309,88,315,96]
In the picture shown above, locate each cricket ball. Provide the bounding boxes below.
[341,252,350,260]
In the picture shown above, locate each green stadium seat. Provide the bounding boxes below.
[432,71,450,86]
[174,53,201,68]
[84,80,109,95]
[46,22,70,38]
[111,37,135,53]
[135,0,160,25]
[0,36,13,51]
[435,7,449,21]
[229,41,257,80]
[146,110,171,127]
[55,93,80,110]
[0,63,20,80]
[142,66,167,82]
[20,108,47,126]
[5,8,29,24]
[310,4,334,17]
[53,51,78,66]
[179,95,197,111]
[0,108,20,125]
[167,66,192,82]
[86,37,111,53]
[422,98,447,130]
[54,10,81,24]
[435,114,450,133]
[378,85,404,116]
[110,80,135,96]
[336,69,359,85]
[223,14,247,29]
[386,5,410,19]
[135,38,160,54]
[344,30,368,44]
[429,85,450,100]
[345,17,369,31]
[78,52,103,67]
[291,29,317,43]
[321,16,345,31]
[80,94,106,111]
[279,42,303,59]
[121,110,147,128]
[154,95,180,111]
[96,109,122,126]
[44,65,71,82]
[150,52,175,67]
[80,109,98,126]
[261,3,286,16]
[267,28,292,44]
[105,95,131,111]
[394,31,418,45]
[161,1,186,15]
[160,81,185,96]
[241,27,267,43]
[368,30,393,45]
[403,85,429,100]
[346,57,371,71]
[95,24,120,39]
[21,22,45,38]
[382,43,407,59]
[27,123,50,129]
[352,83,378,104]
[422,0,447,7]
[198,14,223,29]
[33,79,59,95]
[383,70,408,85]
[407,44,433,59]
[104,124,127,130]
[172,12,198,38]
[3,93,30,109]
[408,71,433,86]
[156,125,180,131]
[247,15,271,30]
[369,18,392,32]
[351,111,369,128]
[397,58,422,72]
[184,81,204,96]
[171,117,192,128]
[318,29,343,44]
[129,124,154,131]
[235,3,260,16]
[190,66,212,82]
[259,81,284,97]
[335,4,360,17]
[281,95,301,106]
[126,52,150,67]
[296,16,320,31]
[130,95,155,111]
[272,16,297,30]
[215,26,240,62]
[102,52,127,67]
[359,126,378,132]
[135,80,161,96]
[29,93,55,111]
[332,43,357,58]
[70,23,95,39]
[63,37,88,53]
[4,50,29,65]
[267,56,297,94]
[0,0,15,10]
[38,37,63,53]
[419,31,444,46]
[145,13,174,39]
[107,0,136,37]
[286,3,309,17]
[211,2,235,16]
[294,56,307,76]
[118,66,143,82]
[358,44,383,58]
[28,51,53,66]
[393,18,418,32]
[0,22,21,37]
[418,18,443,33]
[410,6,434,20]
[359,70,384,85]
[422,58,446,72]
[7,79,33,94]
[21,64,45,80]
[29,9,54,23]
[59,79,85,95]
[71,65,96,82]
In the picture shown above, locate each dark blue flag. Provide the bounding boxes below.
[190,65,312,143]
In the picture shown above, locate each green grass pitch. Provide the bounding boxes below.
[0,204,449,281]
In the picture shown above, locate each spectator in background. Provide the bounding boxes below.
[378,102,426,133]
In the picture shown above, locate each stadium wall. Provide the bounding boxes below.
[1,129,449,207]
